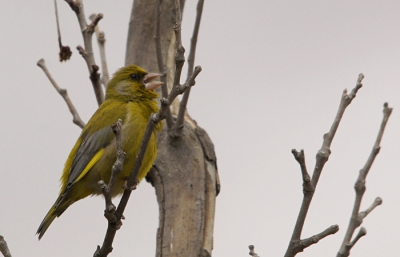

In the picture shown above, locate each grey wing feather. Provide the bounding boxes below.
[67,126,115,185]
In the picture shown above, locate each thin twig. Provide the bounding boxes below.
[154,0,173,128]
[55,0,72,62]
[94,66,202,257]
[291,149,312,193]
[37,59,85,129]
[64,0,104,105]
[337,103,392,257]
[89,14,109,88]
[0,235,11,257]
[186,0,204,81]
[173,0,204,137]
[348,227,367,250]
[248,245,260,257]
[284,74,364,257]
[298,225,339,251]
[95,119,126,257]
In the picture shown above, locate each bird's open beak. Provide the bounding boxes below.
[143,73,164,90]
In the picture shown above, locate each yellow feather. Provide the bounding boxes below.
[59,137,82,194]
[75,148,104,182]
[37,65,162,239]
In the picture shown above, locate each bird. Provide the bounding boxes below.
[37,65,163,239]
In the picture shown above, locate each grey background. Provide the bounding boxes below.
[0,0,398,256]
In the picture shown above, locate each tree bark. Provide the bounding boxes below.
[125,1,219,256]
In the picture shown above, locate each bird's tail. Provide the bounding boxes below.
[36,195,70,240]
[36,205,57,240]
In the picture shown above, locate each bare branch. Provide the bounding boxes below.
[154,0,173,128]
[64,0,104,105]
[291,149,313,193]
[95,119,126,257]
[285,74,364,257]
[54,0,61,43]
[0,236,11,257]
[186,0,204,81]
[89,14,109,87]
[287,225,339,255]
[248,245,260,257]
[173,0,204,137]
[338,103,392,257]
[88,13,103,30]
[301,225,339,250]
[349,228,367,249]
[359,197,382,221]
[338,227,367,257]
[312,74,363,188]
[55,0,72,62]
[37,59,85,129]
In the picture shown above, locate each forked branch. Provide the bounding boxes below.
[173,0,204,137]
[64,0,104,105]
[337,103,392,257]
[284,74,364,257]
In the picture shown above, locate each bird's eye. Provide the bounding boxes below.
[130,74,138,80]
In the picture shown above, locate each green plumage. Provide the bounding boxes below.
[37,65,162,239]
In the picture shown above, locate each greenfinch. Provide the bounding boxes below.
[37,65,163,239]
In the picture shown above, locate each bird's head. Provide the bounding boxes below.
[105,65,163,101]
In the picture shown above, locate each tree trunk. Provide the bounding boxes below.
[125,1,219,256]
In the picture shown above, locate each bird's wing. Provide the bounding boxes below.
[60,101,127,194]
[67,125,114,185]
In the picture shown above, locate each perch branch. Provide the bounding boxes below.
[37,59,85,129]
[89,14,109,87]
[0,236,11,257]
[94,119,126,257]
[94,66,202,257]
[284,74,364,257]
[173,0,204,137]
[337,103,392,257]
[248,245,260,257]
[64,0,104,105]
[154,0,173,128]
[55,0,72,62]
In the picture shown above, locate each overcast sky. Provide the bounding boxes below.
[0,0,399,256]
